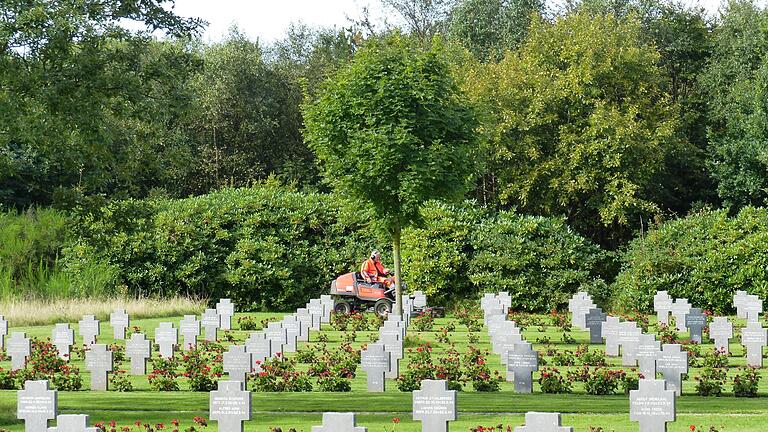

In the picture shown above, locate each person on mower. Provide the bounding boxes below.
[360,250,394,288]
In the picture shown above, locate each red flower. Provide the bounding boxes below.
[392,417,400,424]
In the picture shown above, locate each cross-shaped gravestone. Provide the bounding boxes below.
[85,344,113,391]
[52,324,74,360]
[670,299,691,332]
[265,322,288,354]
[47,415,99,432]
[412,291,428,308]
[741,321,767,367]
[574,301,596,331]
[17,380,57,432]
[709,316,733,354]
[299,307,322,332]
[280,317,301,352]
[585,308,607,344]
[210,381,251,432]
[497,292,512,312]
[618,321,641,367]
[567,292,590,328]
[514,412,573,432]
[413,380,457,432]
[201,309,220,341]
[109,309,129,340]
[630,379,676,432]
[656,344,687,396]
[635,333,661,379]
[8,332,30,370]
[0,314,8,350]
[361,343,390,392]
[654,291,673,326]
[382,320,406,340]
[734,290,749,319]
[216,299,235,331]
[744,295,763,322]
[602,316,621,356]
[483,304,505,325]
[245,332,271,372]
[77,315,99,346]
[506,342,539,393]
[180,315,200,350]
[320,295,334,323]
[125,333,151,375]
[154,322,178,359]
[685,308,706,343]
[223,345,252,383]
[380,332,403,379]
[499,333,524,365]
[312,413,367,432]
[295,309,312,342]
[308,300,324,330]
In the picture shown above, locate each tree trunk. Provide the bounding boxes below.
[392,225,404,316]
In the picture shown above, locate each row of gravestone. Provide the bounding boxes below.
[360,299,416,392]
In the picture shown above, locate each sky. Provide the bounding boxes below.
[169,0,744,44]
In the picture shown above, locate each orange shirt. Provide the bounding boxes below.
[361,258,388,281]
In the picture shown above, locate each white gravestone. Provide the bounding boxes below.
[656,344,687,396]
[499,333,525,366]
[312,413,367,432]
[52,324,74,360]
[734,290,749,319]
[201,309,220,341]
[17,380,57,432]
[77,315,99,347]
[308,300,325,330]
[245,332,271,372]
[630,379,676,432]
[8,331,31,370]
[413,380,457,432]
[617,321,641,367]
[320,295,334,323]
[126,333,151,375]
[0,314,7,350]
[654,291,673,326]
[741,321,767,367]
[216,299,235,331]
[84,344,113,391]
[280,317,301,352]
[709,316,733,354]
[744,295,763,322]
[264,322,288,355]
[210,380,251,432]
[154,322,178,359]
[506,342,538,393]
[223,345,252,383]
[47,415,99,432]
[295,310,313,342]
[670,299,691,332]
[635,333,661,378]
[602,316,621,357]
[380,332,403,379]
[109,309,129,340]
[361,343,390,392]
[514,412,573,432]
[180,315,200,350]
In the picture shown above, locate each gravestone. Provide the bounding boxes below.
[361,343,390,392]
[47,415,99,432]
[223,345,252,383]
[84,344,113,391]
[296,309,313,342]
[413,291,428,308]
[280,317,301,352]
[499,333,525,365]
[635,334,661,378]
[380,332,403,379]
[308,300,325,330]
[514,412,573,432]
[264,322,287,354]
[245,332,271,372]
[656,344,688,396]
[602,316,621,356]
[497,292,512,312]
[744,295,763,322]
[77,315,99,346]
[585,308,607,344]
[567,292,590,329]
[52,324,74,360]
[741,321,767,367]
[670,299,691,332]
[506,342,539,393]
[734,290,749,319]
[312,413,367,432]
[320,295,333,323]
[8,332,31,370]
[210,381,251,432]
[709,317,733,354]
[0,314,7,350]
[125,333,151,375]
[382,320,406,339]
[201,309,220,341]
[630,379,676,432]
[617,321,641,366]
[109,309,129,340]
[685,308,706,344]
[180,315,200,350]
[413,380,457,432]
[17,380,57,432]
[216,299,235,331]
[653,291,673,326]
[154,322,178,359]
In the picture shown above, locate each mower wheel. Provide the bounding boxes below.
[334,300,352,315]
[374,299,392,317]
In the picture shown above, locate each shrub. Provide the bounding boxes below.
[0,368,16,389]
[584,368,623,395]
[538,367,571,393]
[148,357,180,391]
[252,354,312,392]
[109,369,134,392]
[463,346,501,392]
[18,339,83,391]
[237,316,259,331]
[316,373,352,392]
[695,367,726,396]
[181,345,222,392]
[411,313,435,332]
[733,367,760,397]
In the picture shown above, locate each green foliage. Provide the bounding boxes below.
[613,207,768,313]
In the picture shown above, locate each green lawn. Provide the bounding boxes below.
[0,312,764,431]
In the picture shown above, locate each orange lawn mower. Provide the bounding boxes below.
[329,272,444,317]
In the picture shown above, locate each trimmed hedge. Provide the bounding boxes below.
[612,207,768,314]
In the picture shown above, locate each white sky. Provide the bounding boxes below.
[170,0,745,44]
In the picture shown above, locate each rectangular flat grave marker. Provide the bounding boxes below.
[685,308,706,344]
[154,322,178,359]
[656,344,687,396]
[670,299,690,332]
[506,342,538,393]
[17,380,57,432]
[109,309,129,340]
[630,379,676,432]
[734,290,749,319]
[77,315,99,346]
[361,343,390,392]
[0,315,7,350]
[514,412,573,432]
[125,333,151,375]
[265,322,287,355]
[216,299,235,331]
[52,324,74,360]
[413,380,457,432]
[312,413,367,432]
[8,332,30,370]
[618,322,641,366]
[84,344,113,391]
[201,309,220,341]
[380,332,403,379]
[47,415,99,432]
[741,321,767,367]
[585,308,607,344]
[210,381,251,432]
[180,315,200,350]
[709,317,733,354]
[245,332,271,372]
[602,316,620,356]
[635,334,661,378]
[223,345,252,383]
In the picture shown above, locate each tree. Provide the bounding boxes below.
[463,13,679,246]
[303,34,478,313]
[381,0,455,43]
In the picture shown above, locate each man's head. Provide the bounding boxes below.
[370,250,381,261]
